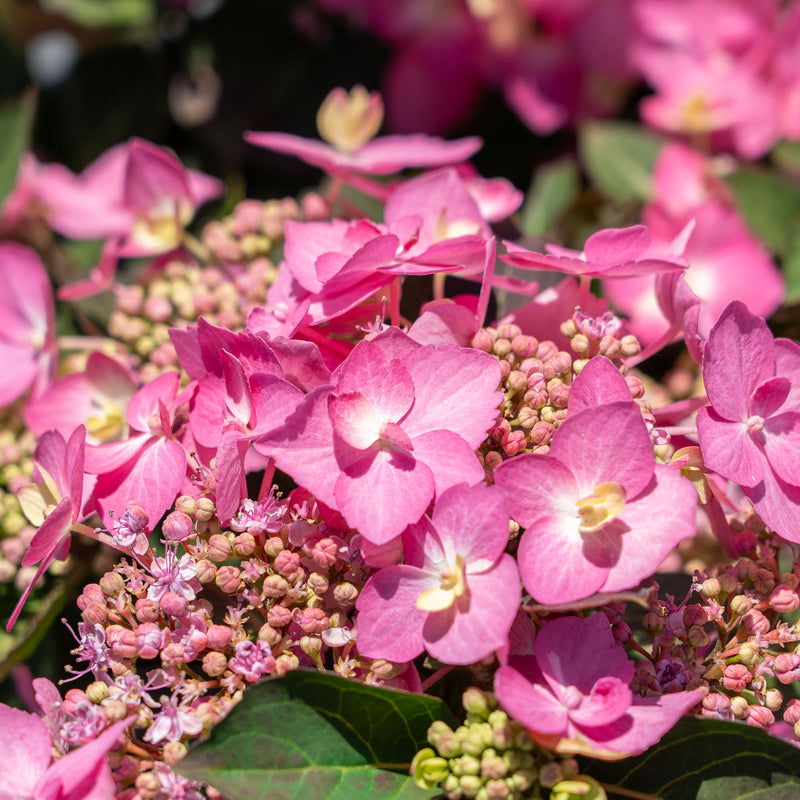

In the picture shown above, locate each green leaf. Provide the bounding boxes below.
[782,221,800,303]
[519,157,580,237]
[772,141,800,178]
[696,775,800,800]
[176,669,455,800]
[578,121,663,202]
[0,90,36,209]
[587,717,800,800]
[724,169,800,256]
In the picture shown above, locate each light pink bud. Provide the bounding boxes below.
[784,699,800,725]
[258,623,282,647]
[232,533,256,557]
[492,338,512,358]
[78,583,106,609]
[307,572,329,595]
[62,688,88,714]
[202,651,228,677]
[262,574,289,598]
[275,652,299,676]
[135,622,166,660]
[293,607,329,634]
[333,582,359,608]
[529,420,554,445]
[470,329,495,352]
[81,602,108,625]
[163,510,194,541]
[729,594,753,616]
[741,609,770,635]
[99,572,126,597]
[701,693,732,720]
[730,696,750,718]
[274,549,301,577]
[160,590,189,618]
[769,584,800,613]
[511,334,538,358]
[267,604,293,628]
[765,689,783,711]
[195,559,217,583]
[215,565,243,594]
[207,624,233,650]
[160,642,185,667]
[207,534,233,562]
[501,429,527,457]
[746,705,774,730]
[722,663,751,692]
[310,538,338,569]
[774,653,800,684]
[135,598,160,623]
[175,495,196,516]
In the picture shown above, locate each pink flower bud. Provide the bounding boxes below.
[683,604,707,627]
[135,622,166,660]
[746,705,775,730]
[741,609,770,635]
[333,582,359,608]
[769,584,800,613]
[293,607,329,634]
[701,693,732,721]
[310,538,338,569]
[163,510,194,541]
[99,572,125,597]
[232,532,256,557]
[267,604,293,628]
[470,329,495,352]
[774,653,800,684]
[207,534,233,562]
[274,549,301,577]
[511,335,538,358]
[135,598,160,623]
[723,663,751,692]
[202,651,228,677]
[215,565,244,594]
[159,590,188,617]
[195,559,217,583]
[160,642,185,667]
[207,624,233,650]
[784,699,800,725]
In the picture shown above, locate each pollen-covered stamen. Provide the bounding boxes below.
[416,554,466,611]
[746,414,766,434]
[85,400,125,442]
[576,481,626,533]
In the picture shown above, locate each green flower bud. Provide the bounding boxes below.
[411,748,450,789]
[459,775,484,799]
[550,776,607,800]
[463,687,492,720]
[452,755,481,776]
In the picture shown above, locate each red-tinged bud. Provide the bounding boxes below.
[642,611,664,635]
[274,549,301,577]
[723,663,751,692]
[701,578,720,598]
[529,420,554,445]
[78,584,105,610]
[232,532,256,557]
[275,652,300,675]
[215,565,244,594]
[135,622,166,660]
[718,572,738,595]
[729,594,753,616]
[737,558,758,582]
[307,572,329,595]
[784,699,800,725]
[775,653,800,684]
[207,624,232,650]
[471,329,496,353]
[746,706,774,730]
[506,370,528,394]
[753,568,775,595]
[687,626,708,648]
[496,323,522,340]
[701,693,732,720]
[770,584,800,613]
[160,642,185,667]
[81,602,108,625]
[293,606,329,634]
[511,334,538,358]
[484,451,503,472]
[174,495,196,516]
[683,605,707,627]
[262,574,289,598]
[311,538,339,569]
[258,623,282,647]
[741,609,770,635]
[502,430,526,457]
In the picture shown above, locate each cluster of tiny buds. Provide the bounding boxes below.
[201,194,330,264]
[109,255,275,381]
[412,688,606,800]
[640,538,800,742]
[559,310,641,365]
[471,322,573,471]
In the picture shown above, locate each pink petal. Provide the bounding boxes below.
[494,664,569,734]
[0,705,51,796]
[697,407,764,487]
[568,677,632,727]
[763,412,800,486]
[425,555,520,665]
[567,356,632,414]
[334,448,434,544]
[409,429,485,497]
[745,466,800,544]
[703,301,775,422]
[355,565,432,662]
[221,351,252,426]
[329,391,383,450]
[752,376,791,418]
[126,371,180,432]
[583,225,651,265]
[22,495,72,567]
[214,429,249,523]
[248,374,305,436]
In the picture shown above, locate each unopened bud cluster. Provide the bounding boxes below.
[639,525,800,742]
[412,688,578,800]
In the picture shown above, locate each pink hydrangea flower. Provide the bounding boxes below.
[0,242,56,409]
[494,614,705,757]
[697,301,800,541]
[0,705,131,800]
[494,386,696,604]
[256,329,502,543]
[356,483,520,665]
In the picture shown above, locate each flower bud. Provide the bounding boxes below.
[163,510,194,542]
[746,705,774,730]
[411,748,449,789]
[722,663,751,692]
[232,532,256,557]
[195,559,217,583]
[86,681,109,704]
[207,534,233,562]
[215,565,244,594]
[770,584,800,613]
[159,591,188,618]
[463,688,492,720]
[774,653,800,684]
[207,624,233,650]
[99,572,125,597]
[202,651,228,677]
[729,594,753,616]
[730,696,750,718]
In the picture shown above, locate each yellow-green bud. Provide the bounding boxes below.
[411,748,450,789]
[550,776,607,800]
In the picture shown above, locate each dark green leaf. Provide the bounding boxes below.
[177,669,455,800]
[724,169,800,256]
[519,157,580,237]
[696,775,800,800]
[588,717,800,800]
[0,91,36,209]
[578,121,663,202]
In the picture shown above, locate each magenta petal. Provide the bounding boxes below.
[249,374,305,435]
[751,376,790,418]
[214,430,249,523]
[583,225,650,265]
[126,371,180,432]
[355,565,431,662]
[494,664,569,735]
[549,402,655,499]
[745,466,800,544]
[334,448,434,544]
[22,496,72,567]
[425,555,520,665]
[221,351,252,426]
[697,407,764,487]
[703,301,774,422]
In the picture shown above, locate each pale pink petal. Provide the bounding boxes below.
[494,664,569,734]
[84,434,149,474]
[409,429,485,498]
[355,565,432,662]
[549,403,655,498]
[21,495,72,568]
[408,300,479,347]
[763,412,800,486]
[697,407,764,487]
[248,374,305,435]
[214,430,249,523]
[334,448,434,544]
[703,301,775,422]
[126,371,180,432]
[0,705,51,797]
[425,555,520,665]
[745,467,800,544]
[328,391,383,450]
[583,226,651,265]
[221,351,252,426]
[568,677,632,727]
[567,356,632,413]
